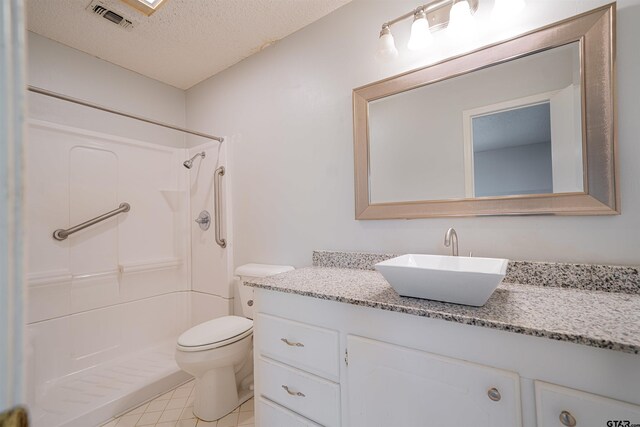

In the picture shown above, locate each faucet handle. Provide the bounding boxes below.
[469,251,473,257]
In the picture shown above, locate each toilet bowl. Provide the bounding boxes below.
[175,263,294,422]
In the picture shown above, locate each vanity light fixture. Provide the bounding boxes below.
[408,8,433,51]
[447,0,478,39]
[377,0,526,61]
[376,24,400,61]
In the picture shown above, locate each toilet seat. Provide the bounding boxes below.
[177,316,253,352]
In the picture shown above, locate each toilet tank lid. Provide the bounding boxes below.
[235,263,294,278]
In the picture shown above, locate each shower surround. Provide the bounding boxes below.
[25,121,232,427]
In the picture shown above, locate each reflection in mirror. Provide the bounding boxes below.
[368,42,582,204]
[471,102,553,197]
[466,86,583,198]
[471,103,552,197]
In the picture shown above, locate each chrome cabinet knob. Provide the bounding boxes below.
[282,385,305,397]
[281,338,304,347]
[559,410,577,426]
[487,387,501,402]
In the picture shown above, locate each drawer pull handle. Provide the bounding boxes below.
[282,385,306,397]
[559,410,577,426]
[281,338,304,347]
[487,387,501,402]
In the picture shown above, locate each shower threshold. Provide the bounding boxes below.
[29,339,191,427]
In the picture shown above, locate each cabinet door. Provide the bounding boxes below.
[347,335,521,427]
[535,381,640,427]
[258,397,322,427]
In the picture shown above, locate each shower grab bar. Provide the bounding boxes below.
[214,167,227,248]
[53,202,131,241]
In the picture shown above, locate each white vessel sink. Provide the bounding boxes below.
[375,254,509,307]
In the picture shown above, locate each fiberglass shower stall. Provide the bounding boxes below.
[24,85,230,427]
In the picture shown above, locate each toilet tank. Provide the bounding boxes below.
[235,264,294,319]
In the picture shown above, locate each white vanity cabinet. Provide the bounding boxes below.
[258,398,322,427]
[253,289,640,427]
[346,336,521,427]
[254,313,342,426]
[535,381,640,427]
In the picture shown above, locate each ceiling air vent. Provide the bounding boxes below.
[87,0,136,30]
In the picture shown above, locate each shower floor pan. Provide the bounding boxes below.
[29,340,191,427]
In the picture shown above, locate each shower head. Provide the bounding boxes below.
[183,152,206,169]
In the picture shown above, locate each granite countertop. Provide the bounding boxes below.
[246,266,640,355]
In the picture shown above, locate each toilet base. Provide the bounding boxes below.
[192,369,253,422]
[174,320,254,422]
[237,389,254,411]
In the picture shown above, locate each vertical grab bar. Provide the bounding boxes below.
[214,166,227,248]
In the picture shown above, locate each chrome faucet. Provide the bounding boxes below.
[444,227,458,256]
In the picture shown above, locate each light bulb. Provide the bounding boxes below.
[491,0,526,22]
[448,0,477,39]
[408,10,433,51]
[376,26,398,61]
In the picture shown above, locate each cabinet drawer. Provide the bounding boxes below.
[256,313,340,381]
[258,357,341,427]
[535,381,640,427]
[258,397,322,427]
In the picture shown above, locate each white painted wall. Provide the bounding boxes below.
[27,32,186,148]
[186,0,640,267]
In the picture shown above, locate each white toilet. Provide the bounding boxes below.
[175,264,294,422]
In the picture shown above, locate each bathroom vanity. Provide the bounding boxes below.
[247,253,640,427]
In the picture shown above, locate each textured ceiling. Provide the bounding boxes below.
[26,0,352,89]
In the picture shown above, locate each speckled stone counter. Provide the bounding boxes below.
[246,267,640,355]
[312,250,640,294]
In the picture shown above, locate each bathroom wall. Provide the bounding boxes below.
[25,33,195,403]
[27,33,186,148]
[186,0,640,267]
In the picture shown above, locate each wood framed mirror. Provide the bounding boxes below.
[353,4,617,219]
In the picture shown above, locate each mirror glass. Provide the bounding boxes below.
[368,42,583,204]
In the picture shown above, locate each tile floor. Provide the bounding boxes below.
[101,380,254,427]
